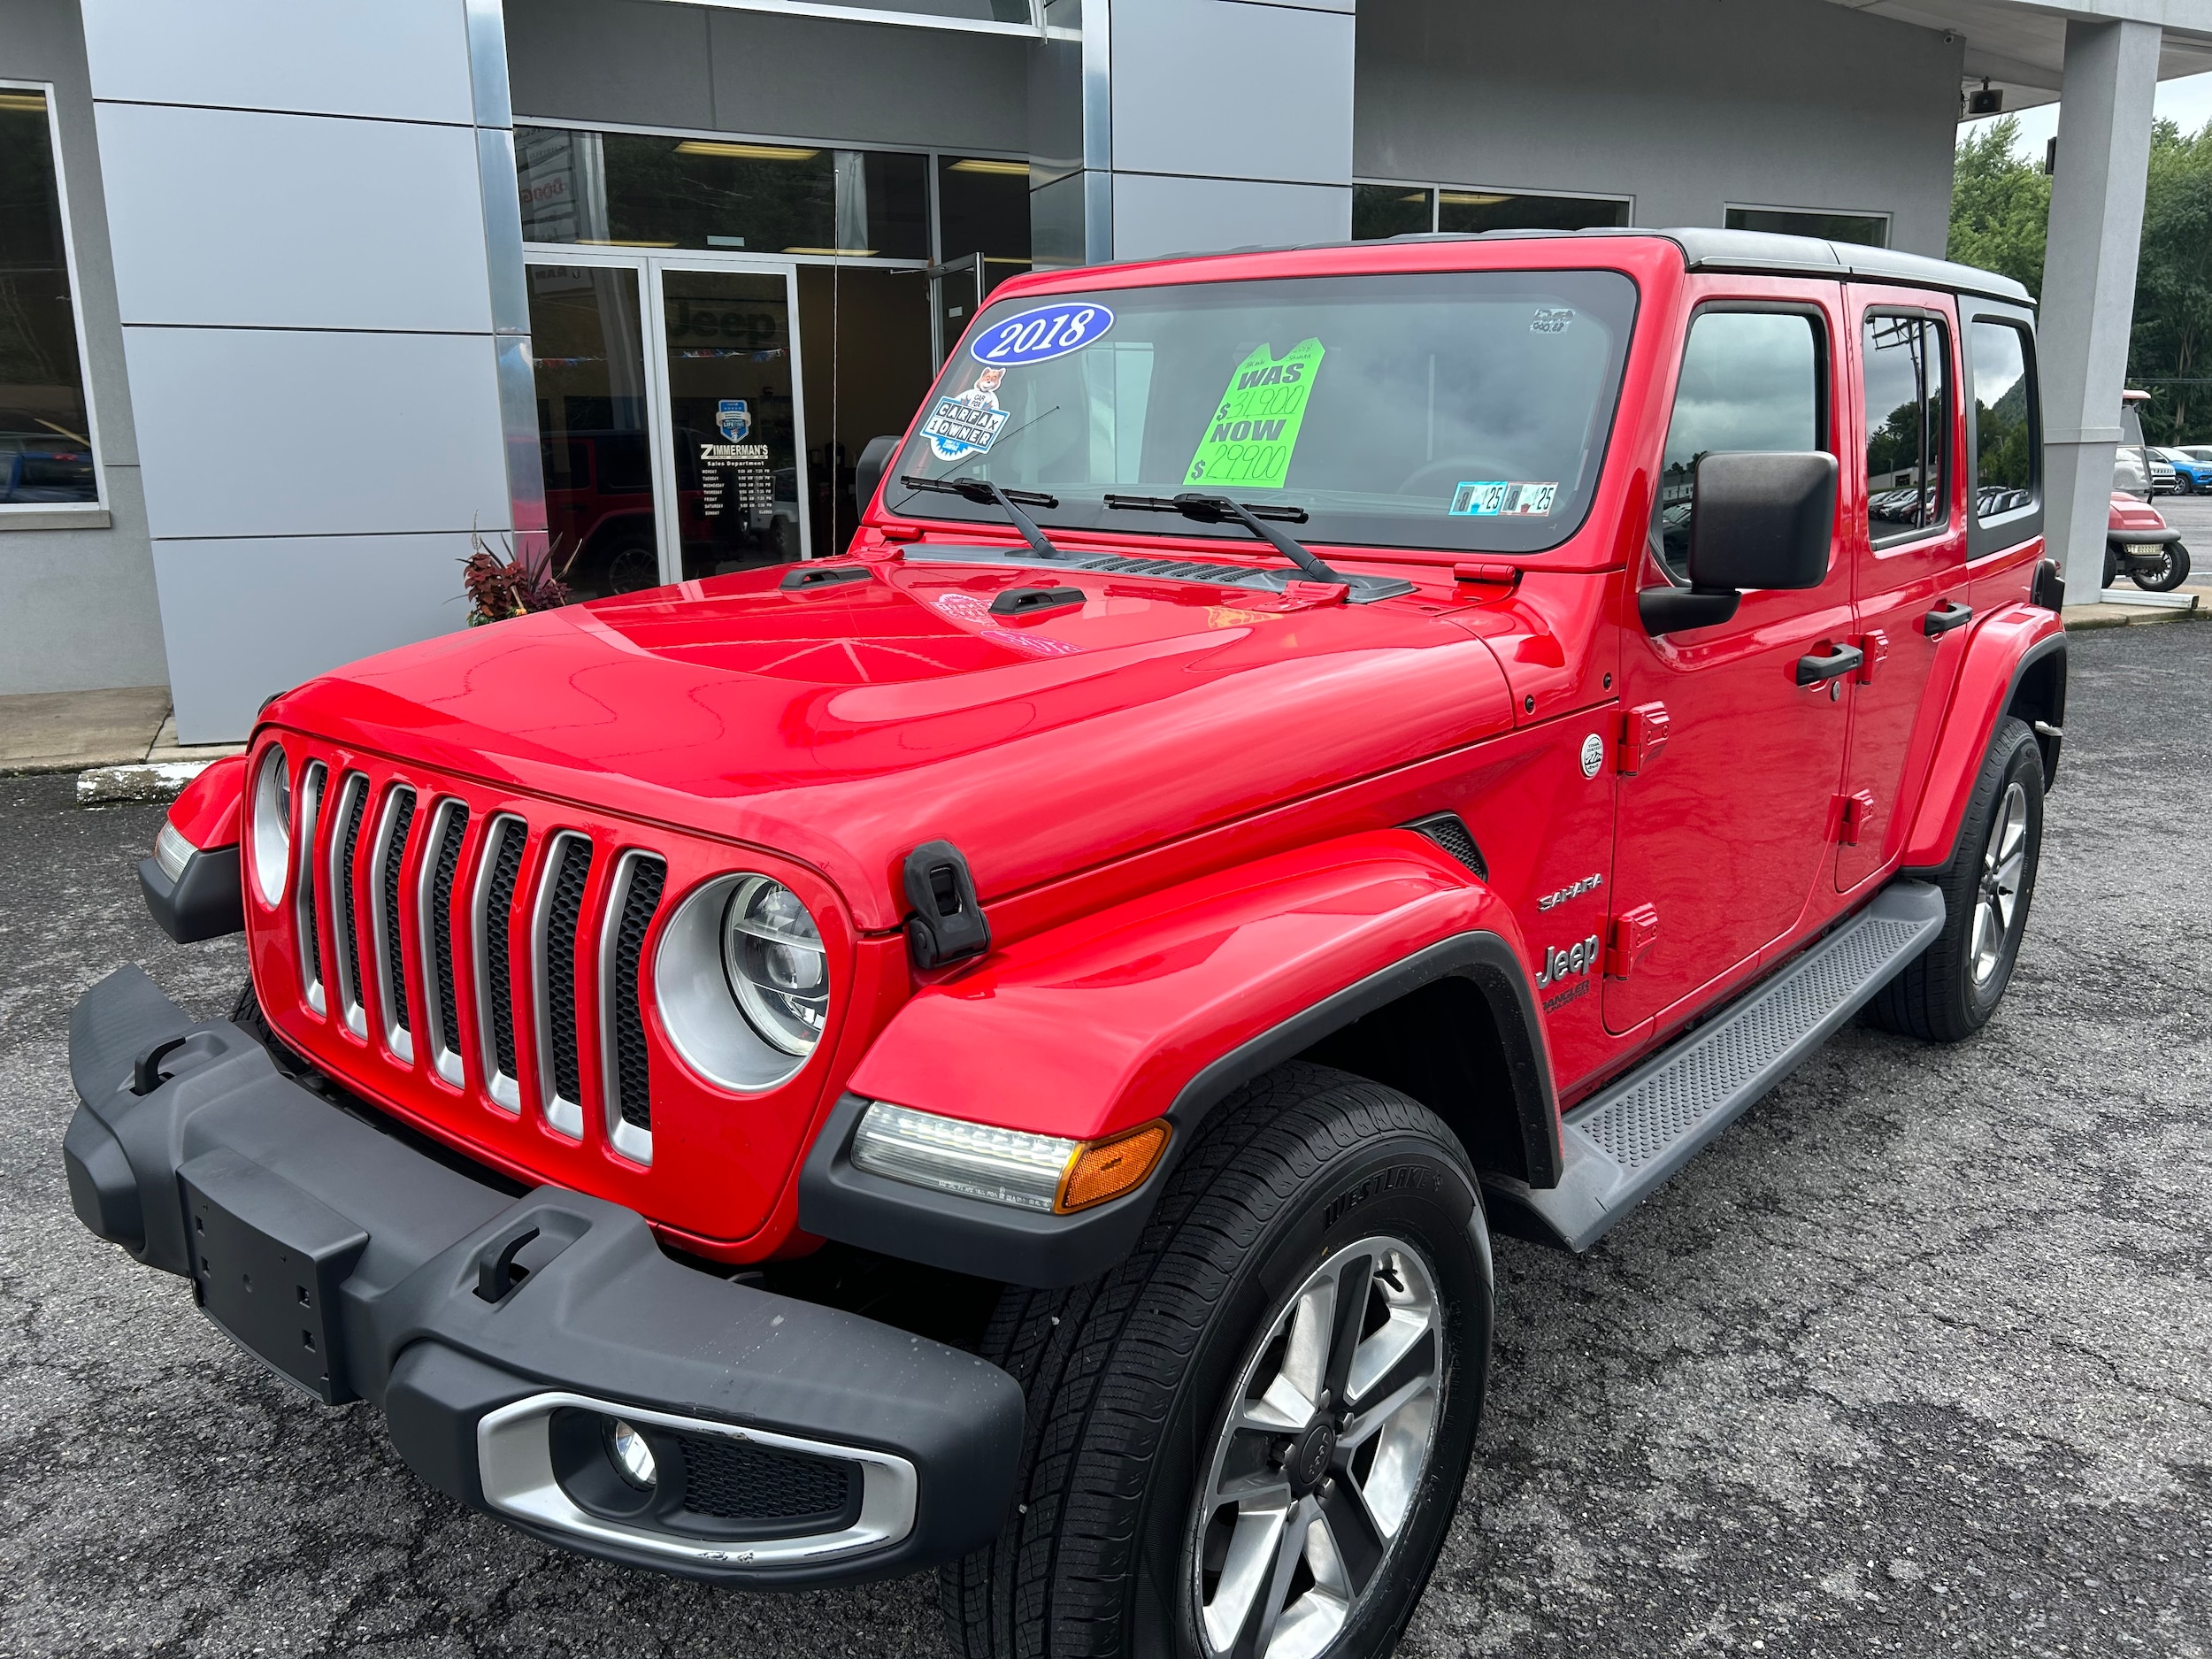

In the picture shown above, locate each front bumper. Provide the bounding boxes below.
[61,966,1023,1586]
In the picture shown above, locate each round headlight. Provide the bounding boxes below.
[655,872,833,1092]
[249,746,291,905]
[722,876,827,1056]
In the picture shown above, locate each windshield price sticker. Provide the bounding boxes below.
[1449,480,1558,517]
[971,301,1114,366]
[1185,338,1325,490]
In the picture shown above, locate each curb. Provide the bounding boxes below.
[76,759,223,806]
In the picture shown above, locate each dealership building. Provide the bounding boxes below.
[4,0,2208,740]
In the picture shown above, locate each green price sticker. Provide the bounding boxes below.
[1184,337,1325,490]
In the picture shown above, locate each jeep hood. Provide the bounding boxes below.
[273,553,1516,931]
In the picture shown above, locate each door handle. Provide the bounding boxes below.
[1924,600,1973,637]
[1796,642,1865,687]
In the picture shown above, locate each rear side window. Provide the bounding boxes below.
[1862,314,1950,545]
[1970,320,2037,520]
[1655,310,1824,580]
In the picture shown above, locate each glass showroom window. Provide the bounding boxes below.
[1725,205,1889,249]
[0,87,97,507]
[1352,183,1630,239]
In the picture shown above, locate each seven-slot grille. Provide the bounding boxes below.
[286,764,670,1165]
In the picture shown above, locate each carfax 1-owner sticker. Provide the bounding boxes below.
[1185,338,1325,489]
[922,366,1010,461]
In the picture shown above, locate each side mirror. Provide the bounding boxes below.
[1640,450,1837,635]
[853,434,902,519]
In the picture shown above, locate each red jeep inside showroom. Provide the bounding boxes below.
[67,228,2064,1659]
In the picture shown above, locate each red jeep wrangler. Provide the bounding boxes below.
[67,229,2064,1659]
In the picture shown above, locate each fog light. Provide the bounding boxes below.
[607,1417,657,1489]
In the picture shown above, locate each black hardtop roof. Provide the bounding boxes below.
[1169,226,2034,309]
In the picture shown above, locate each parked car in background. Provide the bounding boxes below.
[2153,447,2212,494]
[0,428,96,503]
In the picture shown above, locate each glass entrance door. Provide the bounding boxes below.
[649,264,810,582]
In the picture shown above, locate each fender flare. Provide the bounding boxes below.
[141,754,249,945]
[1901,610,2066,871]
[797,831,1557,1287]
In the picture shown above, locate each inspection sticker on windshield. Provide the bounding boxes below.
[923,366,1010,461]
[1450,480,1557,517]
[1531,308,1576,334]
[1185,338,1325,489]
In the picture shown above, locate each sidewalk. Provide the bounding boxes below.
[2062,585,2205,631]
[0,687,244,801]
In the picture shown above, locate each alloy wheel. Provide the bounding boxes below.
[1190,1236,1442,1659]
[1971,779,2029,987]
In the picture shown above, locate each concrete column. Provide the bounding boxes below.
[1032,0,1355,266]
[2039,18,2160,607]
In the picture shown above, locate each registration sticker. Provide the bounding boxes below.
[1449,480,1557,517]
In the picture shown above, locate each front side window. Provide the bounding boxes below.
[1862,314,1950,545]
[886,269,1640,554]
[1654,310,1823,580]
[1969,319,2037,520]
[0,87,96,506]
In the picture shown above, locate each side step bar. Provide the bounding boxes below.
[1486,879,1946,1252]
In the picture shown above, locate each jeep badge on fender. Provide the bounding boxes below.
[68,227,2060,1659]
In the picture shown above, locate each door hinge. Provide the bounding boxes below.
[1837,790,1877,846]
[1616,702,1671,775]
[1605,904,1661,979]
[1855,628,1889,684]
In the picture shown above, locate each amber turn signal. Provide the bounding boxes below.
[1056,1120,1171,1214]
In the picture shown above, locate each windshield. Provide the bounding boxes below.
[887,269,1640,555]
[2116,404,2151,499]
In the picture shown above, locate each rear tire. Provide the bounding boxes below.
[2101,541,2119,592]
[940,1064,1491,1659]
[1867,716,2044,1042]
[2130,541,2191,592]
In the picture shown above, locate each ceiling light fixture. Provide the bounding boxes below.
[675,141,822,162]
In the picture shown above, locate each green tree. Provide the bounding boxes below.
[2127,119,2212,444]
[1948,117,2051,297]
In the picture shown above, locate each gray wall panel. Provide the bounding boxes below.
[1111,172,1350,258]
[121,327,510,541]
[503,0,715,133]
[1110,0,1353,184]
[96,104,494,332]
[505,0,1029,152]
[79,0,476,124]
[0,0,167,693]
[0,469,167,695]
[151,532,484,742]
[1355,0,1962,256]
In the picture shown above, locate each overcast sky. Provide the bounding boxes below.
[1959,69,2212,157]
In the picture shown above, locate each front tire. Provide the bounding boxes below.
[1867,716,2044,1042]
[941,1065,1491,1659]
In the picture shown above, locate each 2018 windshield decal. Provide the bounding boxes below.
[971,302,1114,366]
[1185,337,1325,490]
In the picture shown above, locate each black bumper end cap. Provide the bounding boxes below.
[64,1104,143,1254]
[386,1343,534,1510]
[139,843,243,945]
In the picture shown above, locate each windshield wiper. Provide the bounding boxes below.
[899,475,1069,562]
[1102,492,1348,585]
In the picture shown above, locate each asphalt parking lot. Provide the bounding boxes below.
[4,619,2208,1659]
